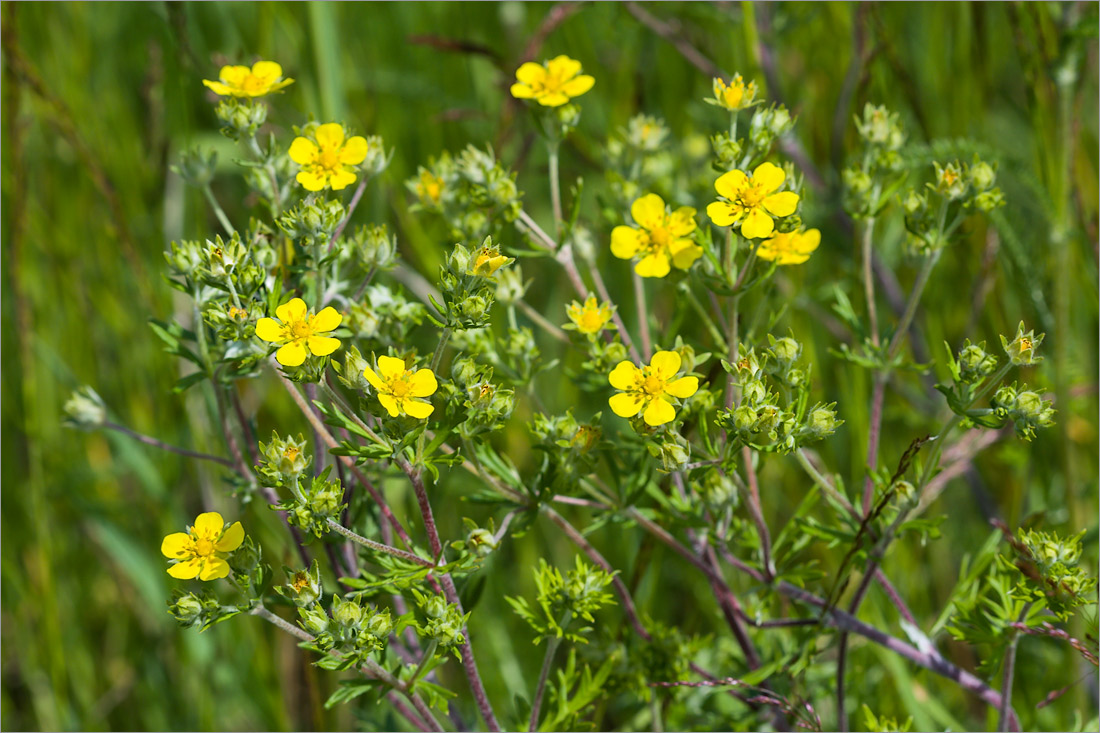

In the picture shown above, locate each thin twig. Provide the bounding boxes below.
[102,421,234,468]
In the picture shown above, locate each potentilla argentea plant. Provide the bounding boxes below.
[64,54,1093,733]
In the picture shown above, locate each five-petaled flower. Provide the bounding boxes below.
[711,74,756,111]
[256,297,342,367]
[608,350,699,427]
[289,123,368,192]
[756,228,821,265]
[510,55,595,107]
[202,61,294,98]
[566,295,614,335]
[364,355,438,419]
[611,194,703,278]
[415,170,445,207]
[707,162,800,239]
[161,512,244,581]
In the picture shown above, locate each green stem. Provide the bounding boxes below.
[324,519,432,567]
[528,615,570,732]
[548,143,563,233]
[430,327,452,374]
[202,184,235,235]
[409,639,439,686]
[516,299,570,343]
[684,286,728,351]
[633,271,652,359]
[862,213,880,346]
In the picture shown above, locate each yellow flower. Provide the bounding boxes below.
[202,61,294,98]
[416,170,444,206]
[256,297,343,367]
[288,123,368,192]
[363,355,438,419]
[711,74,756,111]
[566,295,614,335]
[468,244,511,277]
[706,162,799,240]
[756,228,821,265]
[611,194,702,278]
[608,350,699,427]
[510,55,595,107]
[161,512,244,581]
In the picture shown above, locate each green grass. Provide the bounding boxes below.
[2,2,1097,730]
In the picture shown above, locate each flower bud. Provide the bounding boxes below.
[657,440,691,472]
[298,606,331,636]
[63,386,106,430]
[768,335,802,368]
[333,346,374,394]
[466,528,499,558]
[801,403,841,442]
[732,405,758,433]
[969,160,996,192]
[173,148,218,188]
[332,596,365,629]
[495,265,529,305]
[699,472,738,511]
[934,161,968,200]
[168,593,205,627]
[258,432,311,484]
[1000,322,1044,366]
[285,561,323,608]
[741,379,767,406]
[358,135,390,177]
[215,98,267,140]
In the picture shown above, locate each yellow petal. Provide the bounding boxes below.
[665,376,699,399]
[251,60,283,82]
[611,226,644,259]
[547,55,582,79]
[311,306,342,332]
[609,361,641,390]
[216,522,245,552]
[643,398,676,426]
[762,191,799,217]
[670,241,703,270]
[307,335,341,357]
[276,298,308,323]
[288,137,318,165]
[276,341,307,366]
[407,369,438,397]
[161,532,193,559]
[797,228,822,254]
[254,318,284,343]
[362,365,385,391]
[296,169,328,191]
[714,169,748,200]
[378,393,401,417]
[199,558,230,581]
[537,92,569,107]
[168,558,202,579]
[515,62,547,85]
[339,136,368,165]
[707,201,737,227]
[314,122,345,150]
[650,350,681,379]
[510,82,536,99]
[219,65,250,86]
[609,392,644,418]
[634,253,670,278]
[668,207,697,237]
[202,80,234,96]
[560,74,594,97]
[403,399,435,419]
[752,161,786,193]
[193,512,225,538]
[756,242,779,262]
[329,168,357,191]
[741,208,774,239]
[631,193,666,231]
[377,355,408,379]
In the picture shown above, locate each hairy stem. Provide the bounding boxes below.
[324,519,433,567]
[102,421,235,468]
[633,271,653,359]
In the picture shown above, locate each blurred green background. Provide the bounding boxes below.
[2,2,1097,731]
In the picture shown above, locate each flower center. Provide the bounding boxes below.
[390,377,411,398]
[194,538,215,557]
[642,375,664,396]
[738,182,768,209]
[240,74,267,93]
[647,226,671,250]
[289,320,313,341]
[318,148,341,172]
[579,311,604,332]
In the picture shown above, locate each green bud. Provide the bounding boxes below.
[555,103,581,133]
[332,596,365,629]
[767,335,802,368]
[349,224,398,272]
[710,132,743,170]
[902,189,928,216]
[214,98,267,140]
[1000,322,1045,366]
[991,384,1018,413]
[172,148,218,188]
[333,345,374,394]
[168,592,206,627]
[801,403,842,442]
[466,527,499,558]
[284,561,323,608]
[699,472,738,511]
[732,405,758,433]
[298,606,331,636]
[359,135,391,177]
[459,292,491,323]
[165,239,206,277]
[495,265,529,305]
[63,386,107,430]
[968,160,996,191]
[258,432,311,485]
[934,160,968,200]
[956,340,998,383]
[624,114,669,152]
[741,379,767,406]
[657,440,691,473]
[891,480,916,503]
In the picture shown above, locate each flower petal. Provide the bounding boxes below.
[762,191,799,217]
[296,169,328,191]
[670,241,703,270]
[219,65,250,86]
[515,62,547,85]
[407,369,438,398]
[403,399,435,419]
[714,169,748,200]
[168,558,202,579]
[609,392,644,418]
[216,522,245,552]
[609,361,641,391]
[665,376,699,399]
[643,398,676,426]
[194,512,225,538]
[288,137,318,165]
[537,92,569,107]
[510,82,536,99]
[667,207,697,236]
[650,350,681,379]
[329,168,357,191]
[796,228,821,254]
[276,298,308,323]
[560,74,594,97]
[377,355,408,379]
[741,208,775,239]
[254,318,284,343]
[161,532,193,559]
[251,60,283,82]
[307,336,341,357]
[314,122,345,150]
[546,55,582,80]
[377,393,401,417]
[752,161,786,193]
[311,306,342,332]
[706,201,737,227]
[202,80,234,96]
[199,558,230,581]
[634,253,670,278]
[276,341,307,367]
[339,136,368,165]
[610,226,645,260]
[631,193,666,231]
[362,365,385,391]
